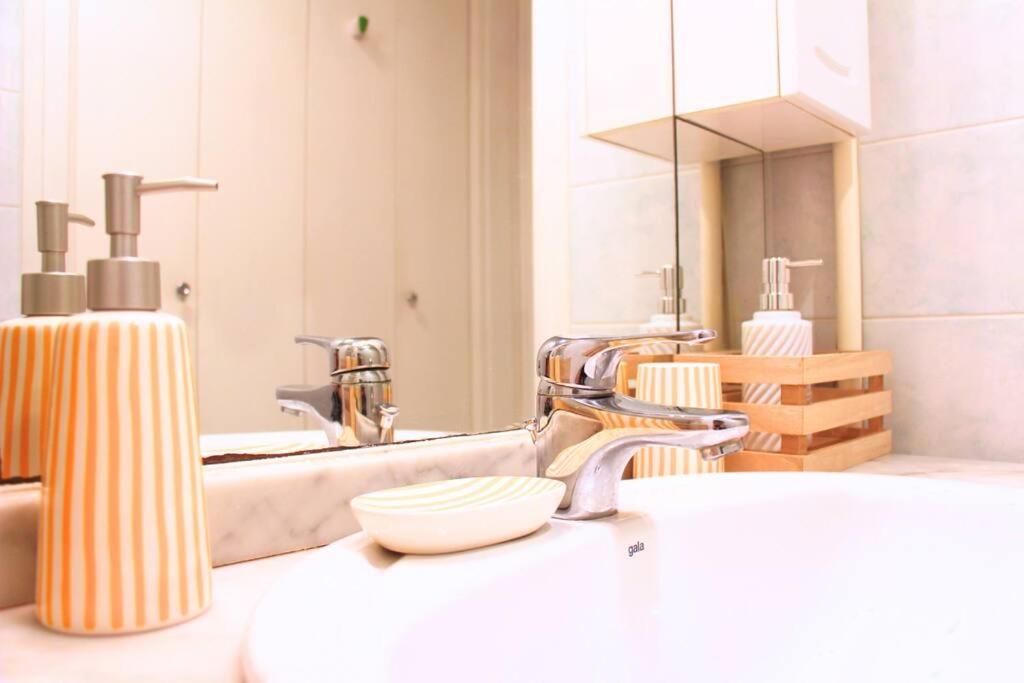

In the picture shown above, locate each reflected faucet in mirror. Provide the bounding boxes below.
[532,330,749,520]
[275,335,399,447]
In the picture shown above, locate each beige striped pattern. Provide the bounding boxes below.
[0,317,63,480]
[546,427,678,478]
[353,476,562,513]
[741,318,813,452]
[633,362,724,477]
[36,312,211,634]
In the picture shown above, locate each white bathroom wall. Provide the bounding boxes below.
[13,0,529,435]
[532,0,699,345]
[858,0,1024,461]
[0,0,22,322]
[747,0,1024,461]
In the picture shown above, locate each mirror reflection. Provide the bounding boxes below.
[0,1,844,484]
[3,1,534,481]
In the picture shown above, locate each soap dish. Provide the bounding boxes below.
[351,476,565,555]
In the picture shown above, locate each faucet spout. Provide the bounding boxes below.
[276,384,345,446]
[543,396,748,520]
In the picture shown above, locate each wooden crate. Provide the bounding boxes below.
[616,350,893,472]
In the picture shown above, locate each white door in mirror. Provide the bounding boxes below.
[351,476,565,555]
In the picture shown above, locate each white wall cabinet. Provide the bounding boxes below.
[585,0,871,159]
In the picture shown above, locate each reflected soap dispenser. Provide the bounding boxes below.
[36,173,218,634]
[638,264,702,335]
[0,202,93,480]
[741,256,821,452]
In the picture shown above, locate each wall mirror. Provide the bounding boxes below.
[577,0,850,357]
[2,0,855,484]
[675,131,841,355]
[4,1,535,483]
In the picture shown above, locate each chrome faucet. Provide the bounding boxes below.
[276,336,399,447]
[533,330,749,520]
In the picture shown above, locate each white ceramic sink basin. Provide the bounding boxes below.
[243,474,1024,682]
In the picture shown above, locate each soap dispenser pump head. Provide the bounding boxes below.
[759,257,823,311]
[87,172,218,311]
[21,201,94,316]
[638,264,684,315]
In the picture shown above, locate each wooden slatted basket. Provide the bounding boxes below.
[616,350,893,472]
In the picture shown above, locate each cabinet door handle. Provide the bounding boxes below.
[814,46,850,77]
[176,282,192,300]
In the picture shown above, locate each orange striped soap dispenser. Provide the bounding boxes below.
[0,202,93,480]
[36,173,218,634]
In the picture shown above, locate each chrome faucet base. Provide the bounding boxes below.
[552,507,617,522]
[275,336,398,448]
[544,422,748,520]
[532,330,750,521]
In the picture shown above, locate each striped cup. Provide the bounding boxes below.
[633,362,724,477]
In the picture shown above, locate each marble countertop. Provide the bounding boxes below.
[847,454,1024,486]
[4,453,1024,682]
[0,551,308,682]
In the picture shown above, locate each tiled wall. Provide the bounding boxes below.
[721,147,838,352]
[0,0,21,321]
[859,0,1024,461]
[564,0,700,338]
[753,0,1024,461]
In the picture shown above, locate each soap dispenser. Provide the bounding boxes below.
[638,264,703,336]
[36,173,217,634]
[741,256,822,452]
[0,202,93,480]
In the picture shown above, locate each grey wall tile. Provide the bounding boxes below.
[0,91,20,205]
[0,0,21,91]
[865,315,1024,461]
[0,207,19,320]
[809,317,837,353]
[722,157,766,349]
[861,119,1024,318]
[765,149,836,319]
[570,174,676,324]
[865,0,1024,141]
[677,167,702,323]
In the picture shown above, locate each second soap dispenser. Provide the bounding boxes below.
[0,202,92,480]
[638,264,703,336]
[37,173,218,634]
[741,256,822,452]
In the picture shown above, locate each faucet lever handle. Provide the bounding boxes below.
[294,335,337,350]
[537,329,717,391]
[295,335,343,373]
[293,335,391,375]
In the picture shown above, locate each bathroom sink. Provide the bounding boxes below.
[242,474,1024,682]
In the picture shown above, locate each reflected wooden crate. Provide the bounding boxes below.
[617,350,893,472]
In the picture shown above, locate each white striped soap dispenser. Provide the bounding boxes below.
[0,202,93,481]
[36,173,218,634]
[741,256,822,452]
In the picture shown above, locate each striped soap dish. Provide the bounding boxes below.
[351,476,565,555]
